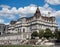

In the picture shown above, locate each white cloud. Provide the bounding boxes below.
[18,4,37,17]
[43,3,49,8]
[0,4,60,25]
[0,19,4,23]
[0,5,17,19]
[10,7,17,14]
[45,0,60,5]
[54,11,60,17]
[4,23,9,25]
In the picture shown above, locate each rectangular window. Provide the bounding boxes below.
[23,28,25,33]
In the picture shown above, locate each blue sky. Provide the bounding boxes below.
[0,0,60,28]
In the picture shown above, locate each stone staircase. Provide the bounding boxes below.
[0,39,55,45]
[22,40,28,45]
[35,39,42,45]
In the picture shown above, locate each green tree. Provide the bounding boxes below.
[44,28,53,39]
[54,29,59,39]
[31,31,38,39]
[58,31,60,40]
[38,30,44,39]
[54,29,60,40]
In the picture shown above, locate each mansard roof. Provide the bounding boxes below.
[41,16,54,21]
[10,20,16,25]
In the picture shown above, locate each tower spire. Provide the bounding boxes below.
[34,7,41,18]
[36,7,40,13]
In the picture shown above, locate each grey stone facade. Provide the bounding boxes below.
[0,24,5,35]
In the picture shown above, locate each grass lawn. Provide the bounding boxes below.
[0,45,53,47]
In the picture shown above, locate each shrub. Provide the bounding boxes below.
[31,31,38,39]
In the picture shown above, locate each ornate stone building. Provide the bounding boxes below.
[7,7,58,39]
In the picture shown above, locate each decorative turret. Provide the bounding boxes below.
[36,7,40,13]
[34,7,41,18]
